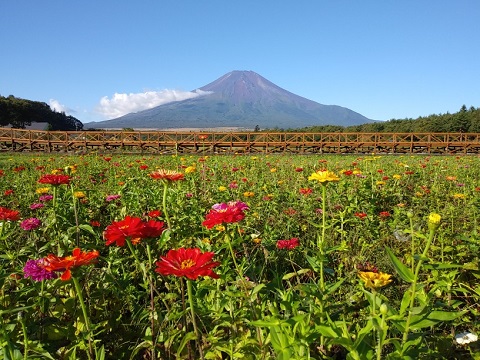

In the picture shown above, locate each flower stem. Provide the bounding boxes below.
[72,276,95,360]
[162,182,172,229]
[401,227,436,348]
[186,280,204,360]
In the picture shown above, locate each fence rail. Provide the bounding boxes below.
[1,129,480,154]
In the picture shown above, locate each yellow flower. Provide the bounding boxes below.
[358,271,392,289]
[244,191,255,197]
[51,169,62,175]
[74,191,86,199]
[270,168,277,173]
[36,187,50,195]
[185,166,196,174]
[277,180,284,185]
[376,181,385,186]
[393,174,402,180]
[428,213,441,231]
[215,225,225,232]
[218,186,227,192]
[308,170,340,184]
[453,193,466,199]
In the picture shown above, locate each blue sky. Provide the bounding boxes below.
[1,1,479,124]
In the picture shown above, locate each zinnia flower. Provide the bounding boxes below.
[149,169,184,182]
[358,271,392,289]
[36,187,50,194]
[105,194,121,202]
[0,207,21,221]
[155,248,220,280]
[104,216,146,246]
[202,201,249,229]
[23,259,58,281]
[20,218,42,230]
[276,238,300,250]
[30,203,45,210]
[38,174,71,186]
[104,216,165,246]
[308,170,340,184]
[43,248,99,280]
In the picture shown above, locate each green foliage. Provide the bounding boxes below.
[286,105,480,133]
[0,95,83,131]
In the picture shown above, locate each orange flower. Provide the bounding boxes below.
[43,248,99,280]
[149,169,184,182]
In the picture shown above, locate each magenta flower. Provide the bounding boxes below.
[106,194,121,202]
[30,203,45,210]
[23,259,58,281]
[20,218,42,230]
[39,195,53,202]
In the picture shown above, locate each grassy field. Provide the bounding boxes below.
[0,152,479,359]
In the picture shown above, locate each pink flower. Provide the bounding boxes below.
[23,259,58,281]
[30,203,45,210]
[106,194,121,202]
[20,218,42,230]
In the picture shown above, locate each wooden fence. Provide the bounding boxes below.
[1,129,480,154]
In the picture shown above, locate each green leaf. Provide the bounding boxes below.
[176,331,196,358]
[282,268,311,280]
[79,224,96,236]
[386,247,414,283]
[314,324,340,338]
[410,310,466,330]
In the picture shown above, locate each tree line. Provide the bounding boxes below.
[0,95,83,131]
[279,105,480,133]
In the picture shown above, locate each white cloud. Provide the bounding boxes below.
[95,89,211,120]
[49,99,72,114]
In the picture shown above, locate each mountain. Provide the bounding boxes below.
[85,71,374,130]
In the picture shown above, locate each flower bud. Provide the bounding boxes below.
[380,303,388,315]
[428,213,441,231]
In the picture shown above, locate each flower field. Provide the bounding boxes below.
[0,153,479,359]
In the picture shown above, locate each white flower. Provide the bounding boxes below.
[455,332,478,345]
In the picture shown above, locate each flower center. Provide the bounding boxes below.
[180,259,196,269]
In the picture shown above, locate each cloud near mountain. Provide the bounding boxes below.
[95,89,212,119]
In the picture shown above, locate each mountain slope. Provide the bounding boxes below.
[86,71,373,129]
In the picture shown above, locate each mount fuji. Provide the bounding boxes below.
[85,70,374,130]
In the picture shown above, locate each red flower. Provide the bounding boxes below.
[354,212,367,220]
[4,189,14,196]
[343,170,353,176]
[155,248,220,280]
[104,216,165,246]
[142,219,165,238]
[148,210,162,218]
[299,188,313,196]
[90,220,101,227]
[276,238,300,250]
[202,201,249,229]
[0,207,21,221]
[149,169,185,182]
[379,211,391,219]
[295,167,303,172]
[43,248,99,280]
[38,174,71,186]
[104,216,145,246]
[0,170,4,176]
[139,165,149,170]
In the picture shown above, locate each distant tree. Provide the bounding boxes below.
[0,95,83,130]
